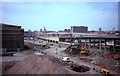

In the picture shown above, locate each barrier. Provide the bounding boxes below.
[104,53,120,62]
[104,56,120,62]
[79,56,120,73]
[80,58,87,59]
[97,64,120,73]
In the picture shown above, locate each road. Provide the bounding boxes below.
[1,52,28,62]
[3,39,118,74]
[41,42,119,74]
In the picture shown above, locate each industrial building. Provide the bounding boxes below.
[71,26,88,33]
[1,23,24,52]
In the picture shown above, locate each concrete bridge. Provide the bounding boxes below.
[37,36,120,51]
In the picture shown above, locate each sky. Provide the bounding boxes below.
[1,2,118,31]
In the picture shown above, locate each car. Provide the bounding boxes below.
[61,57,70,62]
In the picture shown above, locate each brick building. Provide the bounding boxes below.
[71,26,88,33]
[1,23,24,52]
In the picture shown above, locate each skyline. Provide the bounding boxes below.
[2,2,118,31]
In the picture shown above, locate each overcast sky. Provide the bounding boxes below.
[2,2,118,31]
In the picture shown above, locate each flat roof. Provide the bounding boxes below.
[60,36,120,40]
[1,23,21,28]
[46,32,118,36]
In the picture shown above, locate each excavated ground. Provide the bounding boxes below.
[3,54,95,74]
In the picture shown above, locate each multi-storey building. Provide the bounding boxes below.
[1,23,24,52]
[71,26,88,33]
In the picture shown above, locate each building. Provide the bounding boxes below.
[64,29,68,32]
[1,23,24,52]
[24,30,37,38]
[33,30,38,36]
[68,29,70,32]
[71,26,88,33]
[40,29,42,32]
[99,28,102,33]
[24,31,29,37]
[112,28,115,31]
[64,29,70,32]
[44,27,47,32]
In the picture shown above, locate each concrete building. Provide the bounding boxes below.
[44,27,47,32]
[24,30,37,38]
[99,28,102,33]
[1,23,24,52]
[40,29,42,32]
[71,26,88,33]
[24,31,29,37]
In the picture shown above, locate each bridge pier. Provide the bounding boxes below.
[114,39,116,51]
[104,39,107,51]
[89,39,91,49]
[85,39,87,47]
[100,39,102,50]
[93,39,95,48]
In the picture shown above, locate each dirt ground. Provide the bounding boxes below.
[64,45,120,72]
[2,61,19,73]
[2,54,96,74]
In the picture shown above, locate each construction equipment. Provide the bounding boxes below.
[80,47,88,54]
[80,50,87,54]
[100,69,111,75]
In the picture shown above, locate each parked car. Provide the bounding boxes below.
[61,57,70,62]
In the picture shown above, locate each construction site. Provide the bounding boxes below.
[1,36,120,75]
[1,1,120,75]
[64,43,120,73]
[1,26,120,75]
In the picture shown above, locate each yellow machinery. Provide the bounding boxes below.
[44,43,48,46]
[80,47,88,54]
[80,50,87,54]
[100,69,111,75]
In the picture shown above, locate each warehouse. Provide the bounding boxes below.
[1,23,24,52]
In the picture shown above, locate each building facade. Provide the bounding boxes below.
[1,23,24,52]
[71,26,88,33]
